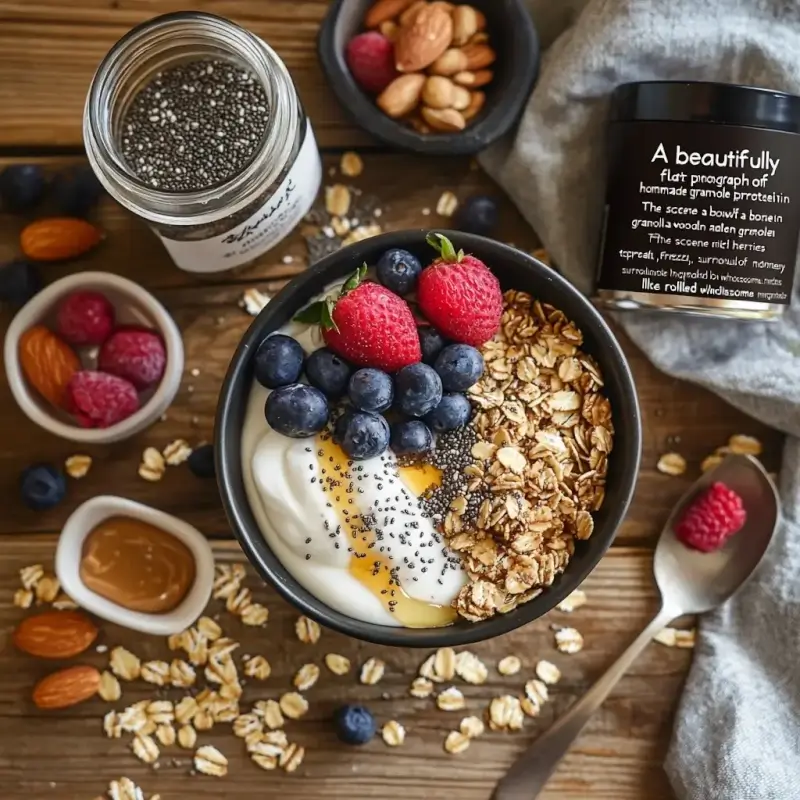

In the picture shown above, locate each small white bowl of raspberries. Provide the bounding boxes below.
[4,271,183,443]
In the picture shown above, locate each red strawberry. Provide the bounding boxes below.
[295,265,420,372]
[417,233,503,347]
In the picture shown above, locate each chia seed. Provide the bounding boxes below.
[120,59,269,192]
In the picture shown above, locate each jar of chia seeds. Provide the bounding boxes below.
[595,81,800,319]
[84,11,322,275]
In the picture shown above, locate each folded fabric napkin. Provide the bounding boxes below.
[480,1,800,797]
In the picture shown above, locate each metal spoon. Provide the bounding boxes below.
[492,453,780,800]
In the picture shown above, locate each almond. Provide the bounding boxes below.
[429,48,469,76]
[422,76,457,109]
[19,326,80,409]
[14,610,98,659]
[451,85,472,111]
[460,42,496,70]
[462,90,486,121]
[377,73,426,118]
[21,217,103,262]
[409,114,433,135]
[365,0,416,28]
[454,69,493,88]
[452,5,480,46]
[421,106,466,132]
[399,0,427,26]
[379,20,399,41]
[33,665,101,709]
[395,4,453,72]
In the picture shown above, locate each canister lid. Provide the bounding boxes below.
[610,81,800,133]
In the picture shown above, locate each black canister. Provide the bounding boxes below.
[595,81,800,319]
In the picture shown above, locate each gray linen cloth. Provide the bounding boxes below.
[480,1,800,797]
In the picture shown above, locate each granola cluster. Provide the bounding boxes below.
[440,290,614,621]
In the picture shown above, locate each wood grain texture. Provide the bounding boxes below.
[0,538,688,800]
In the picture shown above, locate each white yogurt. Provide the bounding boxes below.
[240,291,466,627]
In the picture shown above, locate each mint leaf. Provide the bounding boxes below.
[293,301,325,324]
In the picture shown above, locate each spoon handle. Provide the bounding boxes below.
[492,605,677,800]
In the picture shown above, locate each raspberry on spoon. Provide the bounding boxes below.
[675,481,747,552]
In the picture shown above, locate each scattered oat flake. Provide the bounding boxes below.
[163,439,192,466]
[557,589,588,613]
[255,699,285,729]
[177,724,197,750]
[243,655,271,680]
[382,720,406,747]
[728,434,762,455]
[655,627,696,648]
[295,615,321,644]
[341,223,382,246]
[19,563,44,590]
[13,588,33,609]
[454,651,488,685]
[324,653,351,675]
[35,575,60,603]
[233,713,263,739]
[98,671,122,702]
[555,627,584,654]
[436,190,458,217]
[497,655,521,676]
[409,677,434,698]
[488,695,524,731]
[65,454,92,478]
[280,742,305,773]
[657,452,687,476]
[241,603,269,626]
[360,657,386,685]
[279,692,309,720]
[340,151,363,177]
[436,686,466,711]
[156,723,176,747]
[418,654,442,683]
[325,184,351,217]
[535,660,561,685]
[141,660,170,686]
[294,663,320,692]
[444,730,471,754]
[701,453,725,473]
[240,287,270,316]
[434,647,456,681]
[110,647,141,681]
[459,715,485,738]
[131,733,159,765]
[108,777,145,800]
[194,745,228,777]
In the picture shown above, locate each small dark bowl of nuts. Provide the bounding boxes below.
[318,0,539,155]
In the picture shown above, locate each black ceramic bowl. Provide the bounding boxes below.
[216,231,641,647]
[317,0,539,155]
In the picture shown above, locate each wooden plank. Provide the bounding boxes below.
[0,155,783,538]
[0,1,368,149]
[0,538,685,800]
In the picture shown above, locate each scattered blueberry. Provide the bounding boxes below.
[454,194,499,237]
[424,393,472,432]
[394,362,442,418]
[52,166,104,218]
[254,334,305,389]
[348,368,394,413]
[19,463,66,510]
[334,704,377,745]
[390,420,433,455]
[376,248,422,295]
[187,443,216,479]
[418,326,447,365]
[434,344,485,392]
[0,164,47,213]
[335,410,390,460]
[265,384,328,438]
[0,260,41,306]
[305,348,352,398]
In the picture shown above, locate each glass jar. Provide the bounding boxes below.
[84,11,322,275]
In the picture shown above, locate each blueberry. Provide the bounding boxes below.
[19,463,66,510]
[0,260,41,306]
[348,368,393,413]
[454,194,499,237]
[418,326,446,365]
[334,704,376,745]
[52,166,104,218]
[265,384,328,438]
[376,248,422,296]
[434,344,485,392]
[394,362,442,418]
[305,348,352,398]
[0,165,47,213]
[424,393,472,432]
[254,334,305,389]
[335,410,390,460]
[187,443,216,479]
[391,420,433,455]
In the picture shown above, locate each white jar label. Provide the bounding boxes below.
[157,121,322,273]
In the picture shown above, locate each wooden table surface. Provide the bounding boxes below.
[0,3,783,799]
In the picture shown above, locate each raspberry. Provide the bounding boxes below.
[98,327,166,389]
[56,290,115,346]
[675,481,747,552]
[345,32,398,94]
[66,371,139,428]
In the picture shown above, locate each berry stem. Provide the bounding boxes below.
[426,232,464,263]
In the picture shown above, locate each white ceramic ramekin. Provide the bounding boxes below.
[4,271,184,444]
[55,495,214,636]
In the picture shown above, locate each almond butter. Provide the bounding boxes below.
[365,0,416,28]
[377,73,426,118]
[460,42,496,70]
[395,4,453,72]
[452,5,480,45]
[422,76,457,109]
[13,610,98,659]
[399,0,427,26]
[451,85,472,111]
[462,90,486,121]
[454,69,493,88]
[429,48,469,75]
[421,106,466,132]
[33,665,101,709]
[20,218,103,262]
